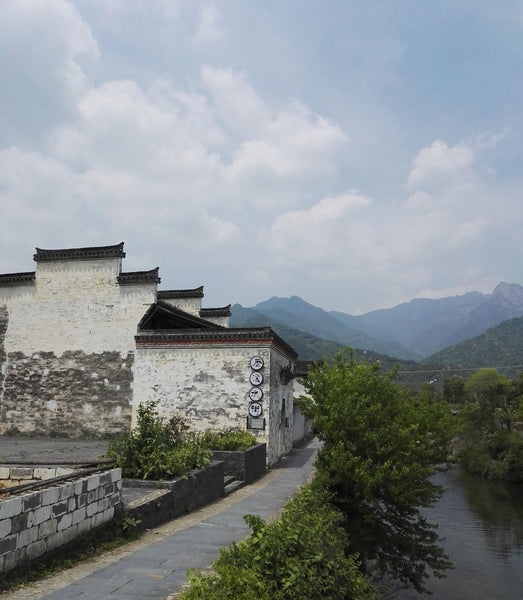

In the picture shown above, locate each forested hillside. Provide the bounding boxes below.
[425,317,523,378]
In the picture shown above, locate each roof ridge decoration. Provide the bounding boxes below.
[157,286,204,299]
[34,243,126,262]
[117,267,160,285]
[0,271,36,286]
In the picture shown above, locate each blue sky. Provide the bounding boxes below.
[1,1,522,313]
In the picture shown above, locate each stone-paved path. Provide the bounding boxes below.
[1,438,319,600]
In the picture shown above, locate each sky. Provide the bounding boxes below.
[1,1,523,314]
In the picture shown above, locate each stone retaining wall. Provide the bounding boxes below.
[0,466,75,489]
[212,443,266,483]
[124,461,224,531]
[0,468,122,573]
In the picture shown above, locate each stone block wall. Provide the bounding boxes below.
[0,468,122,574]
[0,306,7,394]
[0,466,74,489]
[0,351,133,437]
[212,443,266,483]
[123,461,224,531]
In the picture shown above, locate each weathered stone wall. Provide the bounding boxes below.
[133,346,252,431]
[0,466,74,489]
[160,297,202,317]
[212,443,266,483]
[0,351,133,437]
[0,468,122,574]
[0,306,7,396]
[267,350,294,464]
[123,461,224,531]
[0,256,156,437]
[3,260,155,357]
[133,344,294,465]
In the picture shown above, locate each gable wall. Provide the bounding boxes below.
[133,343,294,466]
[0,258,156,437]
[160,297,202,317]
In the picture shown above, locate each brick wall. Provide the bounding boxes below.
[0,468,122,573]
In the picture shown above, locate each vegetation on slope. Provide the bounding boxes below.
[425,317,523,376]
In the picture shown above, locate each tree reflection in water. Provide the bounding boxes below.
[457,467,523,560]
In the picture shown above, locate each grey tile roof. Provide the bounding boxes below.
[33,242,126,262]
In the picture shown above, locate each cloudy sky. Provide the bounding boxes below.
[1,1,522,314]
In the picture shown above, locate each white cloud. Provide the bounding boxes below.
[407,139,475,190]
[269,191,372,263]
[201,65,271,137]
[225,100,347,194]
[1,2,522,314]
[193,3,226,44]
[0,0,98,144]
[203,215,240,243]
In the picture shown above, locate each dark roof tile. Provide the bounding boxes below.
[34,243,125,262]
[117,268,160,285]
[199,305,231,318]
[0,272,36,286]
[158,286,204,299]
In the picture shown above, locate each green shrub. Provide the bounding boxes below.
[458,431,523,482]
[201,429,257,451]
[106,400,212,480]
[180,485,377,600]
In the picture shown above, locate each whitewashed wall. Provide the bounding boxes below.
[2,259,155,357]
[159,297,202,317]
[133,343,294,466]
[0,257,156,437]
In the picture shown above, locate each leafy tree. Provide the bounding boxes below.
[299,352,454,594]
[464,368,515,432]
[443,376,466,405]
[458,369,523,481]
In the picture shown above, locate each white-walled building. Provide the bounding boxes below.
[0,243,298,465]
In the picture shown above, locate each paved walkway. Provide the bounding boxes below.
[2,439,319,600]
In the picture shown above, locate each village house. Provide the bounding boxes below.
[0,243,300,465]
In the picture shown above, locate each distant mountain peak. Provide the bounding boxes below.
[492,281,523,299]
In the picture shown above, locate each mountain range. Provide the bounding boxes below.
[230,282,523,377]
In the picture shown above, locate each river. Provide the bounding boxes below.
[397,467,523,599]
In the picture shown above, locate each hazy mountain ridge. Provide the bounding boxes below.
[231,303,427,386]
[230,304,345,360]
[231,282,523,367]
[243,296,417,360]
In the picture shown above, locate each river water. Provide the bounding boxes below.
[396,467,523,599]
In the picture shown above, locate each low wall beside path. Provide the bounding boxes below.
[212,443,266,483]
[0,467,122,574]
[123,460,225,531]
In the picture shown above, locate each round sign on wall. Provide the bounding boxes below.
[249,402,263,417]
[249,371,263,386]
[250,356,264,370]
[248,387,263,401]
